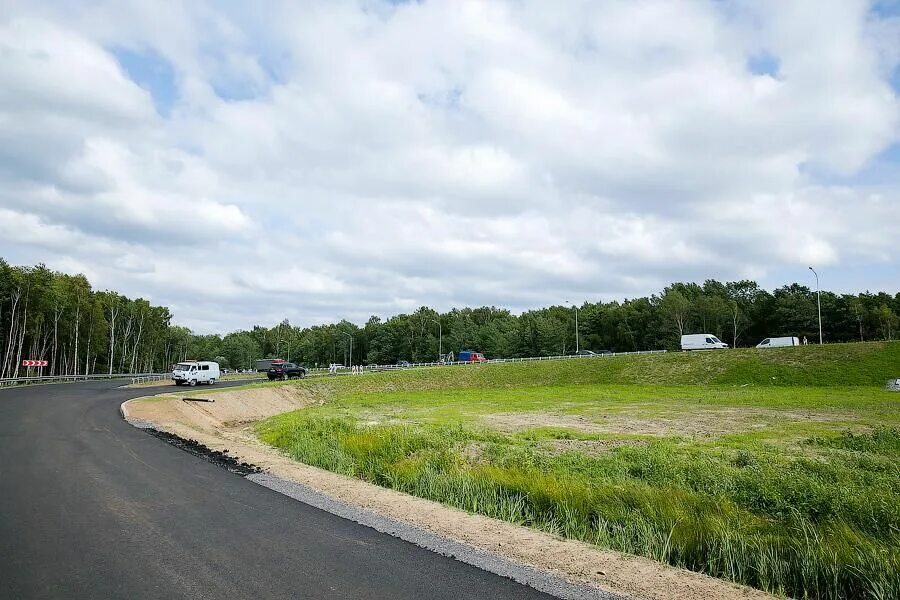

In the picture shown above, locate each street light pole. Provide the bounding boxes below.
[340,332,352,368]
[565,301,580,353]
[430,318,442,361]
[808,266,823,345]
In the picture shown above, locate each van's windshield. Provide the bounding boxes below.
[175,363,194,371]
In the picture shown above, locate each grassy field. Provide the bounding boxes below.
[255,343,900,599]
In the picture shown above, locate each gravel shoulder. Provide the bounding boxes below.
[122,387,775,600]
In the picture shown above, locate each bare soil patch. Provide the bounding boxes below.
[123,388,773,600]
[482,407,855,438]
[129,386,319,433]
[540,438,648,457]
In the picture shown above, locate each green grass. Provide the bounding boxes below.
[254,342,900,599]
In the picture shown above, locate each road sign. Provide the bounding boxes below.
[22,360,48,367]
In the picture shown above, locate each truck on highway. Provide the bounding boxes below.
[458,350,487,362]
[255,358,285,372]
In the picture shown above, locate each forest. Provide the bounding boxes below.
[2,259,898,374]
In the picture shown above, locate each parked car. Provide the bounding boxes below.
[396,360,412,367]
[458,350,487,362]
[267,362,307,380]
[681,334,728,351]
[756,336,800,348]
[172,361,220,386]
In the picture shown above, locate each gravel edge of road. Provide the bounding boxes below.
[247,472,621,600]
[120,402,625,600]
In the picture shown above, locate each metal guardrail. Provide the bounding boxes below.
[304,349,668,377]
[0,350,668,387]
[130,375,166,385]
[0,372,170,388]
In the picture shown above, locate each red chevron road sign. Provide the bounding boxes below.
[22,360,48,367]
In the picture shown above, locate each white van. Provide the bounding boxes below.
[681,334,728,351]
[756,337,799,349]
[172,361,220,386]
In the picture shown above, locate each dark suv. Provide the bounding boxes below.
[267,362,307,380]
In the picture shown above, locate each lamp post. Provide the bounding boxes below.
[340,332,352,369]
[430,318,442,362]
[808,266,823,345]
[565,301,580,353]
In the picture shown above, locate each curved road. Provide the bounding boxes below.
[0,380,552,599]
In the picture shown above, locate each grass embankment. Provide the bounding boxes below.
[256,343,900,599]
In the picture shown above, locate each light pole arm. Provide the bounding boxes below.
[574,306,579,353]
[340,332,352,367]
[565,301,579,353]
[430,319,442,361]
[809,267,823,345]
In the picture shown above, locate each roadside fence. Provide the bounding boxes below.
[1,349,668,387]
[0,372,170,389]
[308,349,668,378]
[130,375,166,385]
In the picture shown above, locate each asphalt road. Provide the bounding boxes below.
[0,380,553,600]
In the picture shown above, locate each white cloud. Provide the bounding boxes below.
[0,0,898,333]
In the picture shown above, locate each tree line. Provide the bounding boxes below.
[0,260,196,377]
[2,259,898,375]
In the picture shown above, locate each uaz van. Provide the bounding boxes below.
[172,361,220,386]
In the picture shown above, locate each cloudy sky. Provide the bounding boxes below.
[1,1,898,333]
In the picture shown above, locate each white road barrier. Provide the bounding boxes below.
[2,350,668,387]
[0,373,169,388]
[305,349,667,378]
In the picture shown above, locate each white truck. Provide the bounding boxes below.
[756,337,800,349]
[681,334,728,351]
[172,361,220,386]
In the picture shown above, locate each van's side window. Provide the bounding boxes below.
[705,337,713,343]
[201,365,209,371]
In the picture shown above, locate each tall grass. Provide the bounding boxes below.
[258,414,900,600]
[249,342,900,598]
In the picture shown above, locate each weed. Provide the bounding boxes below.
[252,343,900,599]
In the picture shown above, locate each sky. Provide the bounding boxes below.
[0,0,898,333]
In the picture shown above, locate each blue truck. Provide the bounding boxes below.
[457,350,487,363]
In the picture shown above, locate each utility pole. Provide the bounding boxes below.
[808,266,823,344]
[276,322,282,358]
[341,332,352,368]
[430,318,442,361]
[565,301,580,353]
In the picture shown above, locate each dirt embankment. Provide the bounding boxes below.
[123,386,774,600]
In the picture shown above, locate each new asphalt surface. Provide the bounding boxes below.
[0,380,553,599]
